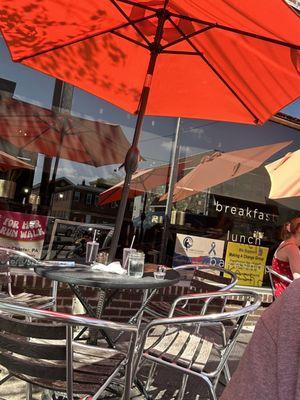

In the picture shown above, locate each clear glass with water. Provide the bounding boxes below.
[122,248,137,270]
[128,252,145,278]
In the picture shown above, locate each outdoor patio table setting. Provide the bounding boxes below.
[34,261,180,346]
[0,1,299,399]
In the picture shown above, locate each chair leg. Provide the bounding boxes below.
[207,382,217,400]
[146,362,157,391]
[223,361,231,383]
[177,374,188,400]
[26,382,33,400]
[201,377,217,400]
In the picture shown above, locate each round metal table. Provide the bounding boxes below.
[35,264,180,290]
[35,263,180,346]
[35,263,179,397]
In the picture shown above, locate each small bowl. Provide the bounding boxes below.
[154,271,166,280]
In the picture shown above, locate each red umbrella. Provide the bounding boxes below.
[0,150,34,171]
[1,0,299,259]
[0,97,131,202]
[0,97,130,169]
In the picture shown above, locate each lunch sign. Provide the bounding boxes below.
[225,242,269,287]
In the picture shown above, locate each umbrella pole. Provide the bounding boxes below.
[159,118,181,264]
[108,9,168,263]
[107,89,149,263]
[48,127,66,214]
[140,192,148,243]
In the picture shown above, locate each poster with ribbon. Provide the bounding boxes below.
[225,242,268,287]
[173,234,225,267]
[0,211,48,259]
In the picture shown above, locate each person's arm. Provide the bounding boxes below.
[286,245,300,279]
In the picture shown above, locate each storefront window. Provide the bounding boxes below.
[0,30,300,290]
[71,88,178,256]
[169,116,300,287]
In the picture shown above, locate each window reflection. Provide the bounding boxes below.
[0,32,300,290]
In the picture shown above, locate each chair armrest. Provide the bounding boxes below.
[168,289,260,317]
[266,266,293,284]
[149,290,260,332]
[0,300,138,334]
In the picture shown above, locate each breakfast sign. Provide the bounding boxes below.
[0,211,48,258]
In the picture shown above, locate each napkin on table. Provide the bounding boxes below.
[91,261,126,275]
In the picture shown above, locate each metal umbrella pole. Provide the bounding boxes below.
[159,117,181,264]
[48,126,66,212]
[108,8,169,263]
[95,8,170,347]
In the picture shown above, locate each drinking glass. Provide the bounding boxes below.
[122,248,137,270]
[154,265,166,280]
[85,241,99,264]
[128,252,145,278]
[97,251,109,265]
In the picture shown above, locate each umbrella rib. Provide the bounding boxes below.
[161,25,214,50]
[18,126,52,151]
[167,16,259,123]
[111,30,149,49]
[115,0,158,13]
[74,130,100,168]
[168,11,300,50]
[74,129,130,151]
[15,16,153,62]
[109,0,152,46]
[162,50,200,55]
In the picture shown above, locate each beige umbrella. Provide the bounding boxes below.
[163,141,291,203]
[266,149,300,199]
[98,153,206,206]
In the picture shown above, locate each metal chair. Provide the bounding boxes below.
[266,265,292,299]
[0,247,57,310]
[143,265,237,320]
[136,290,261,400]
[0,299,137,400]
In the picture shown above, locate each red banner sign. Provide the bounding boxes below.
[0,211,48,259]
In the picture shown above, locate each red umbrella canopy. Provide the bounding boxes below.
[0,150,34,171]
[0,1,299,124]
[0,98,131,167]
